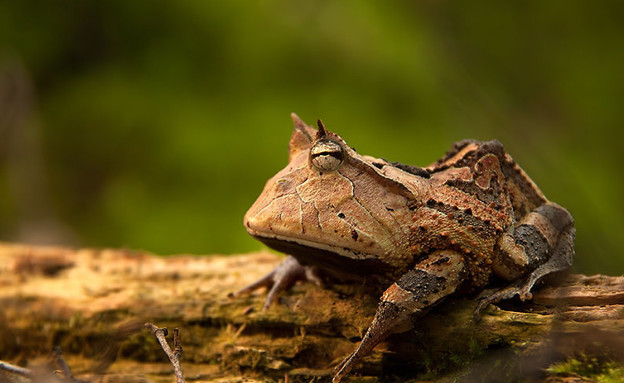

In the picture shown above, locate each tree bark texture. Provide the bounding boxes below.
[1,242,624,382]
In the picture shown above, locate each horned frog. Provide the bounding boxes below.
[233,114,575,382]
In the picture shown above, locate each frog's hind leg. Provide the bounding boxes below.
[332,251,466,383]
[475,202,575,319]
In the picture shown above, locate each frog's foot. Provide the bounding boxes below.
[476,203,575,321]
[473,257,564,321]
[228,255,322,311]
[474,282,528,320]
[475,242,575,320]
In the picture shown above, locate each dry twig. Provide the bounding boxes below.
[51,347,87,383]
[0,347,87,383]
[145,323,185,383]
[0,360,32,377]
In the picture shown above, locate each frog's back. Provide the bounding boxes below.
[406,139,552,285]
[426,139,548,220]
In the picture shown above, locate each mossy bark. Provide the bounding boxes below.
[1,242,623,382]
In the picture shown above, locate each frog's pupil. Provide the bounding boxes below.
[310,140,344,160]
[310,140,344,171]
[312,150,342,161]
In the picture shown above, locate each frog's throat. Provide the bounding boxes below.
[249,231,393,279]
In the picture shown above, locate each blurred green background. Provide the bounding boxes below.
[1,1,623,274]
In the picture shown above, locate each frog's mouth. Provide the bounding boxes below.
[248,230,393,280]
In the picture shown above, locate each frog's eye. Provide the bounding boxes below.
[310,139,344,172]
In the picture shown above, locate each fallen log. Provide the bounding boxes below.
[1,242,623,382]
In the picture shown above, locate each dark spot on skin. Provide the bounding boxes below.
[465,208,472,215]
[426,199,436,207]
[338,212,346,219]
[378,301,404,319]
[372,162,385,169]
[389,162,431,178]
[432,256,450,266]
[396,269,447,298]
[514,224,550,265]
[351,230,359,241]
[386,207,395,211]
[409,204,417,211]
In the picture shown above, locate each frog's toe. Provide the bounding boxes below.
[228,271,275,299]
[304,266,324,288]
[262,272,296,310]
[260,256,311,310]
[473,298,490,321]
[230,256,318,310]
[473,285,522,320]
[521,292,533,301]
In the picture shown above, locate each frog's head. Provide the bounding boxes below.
[244,114,418,278]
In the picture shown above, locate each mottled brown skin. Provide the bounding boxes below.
[234,114,575,382]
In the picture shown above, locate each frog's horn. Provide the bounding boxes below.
[316,120,328,139]
[291,113,312,137]
[289,113,315,159]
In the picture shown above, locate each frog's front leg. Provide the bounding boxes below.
[229,255,322,310]
[475,202,575,318]
[332,251,466,383]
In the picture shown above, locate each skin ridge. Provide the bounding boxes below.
[388,161,431,178]
[430,139,546,217]
[424,199,498,240]
[428,139,482,171]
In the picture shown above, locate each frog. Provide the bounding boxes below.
[233,113,575,382]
